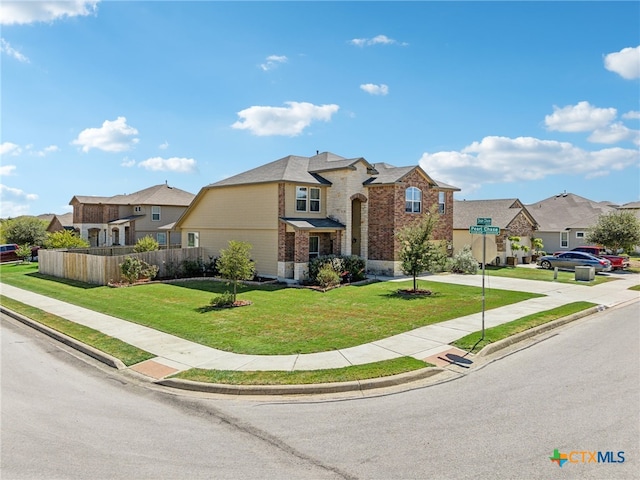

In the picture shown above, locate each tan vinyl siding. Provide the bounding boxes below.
[284,184,326,218]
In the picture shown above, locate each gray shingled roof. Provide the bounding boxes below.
[280,217,346,230]
[209,152,461,191]
[454,199,534,229]
[70,184,194,206]
[526,193,616,230]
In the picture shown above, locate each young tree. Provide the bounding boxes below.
[134,235,159,252]
[45,230,90,249]
[216,240,256,303]
[587,211,640,254]
[396,209,443,292]
[1,216,48,246]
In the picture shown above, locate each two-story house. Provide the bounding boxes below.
[175,152,459,282]
[70,183,195,247]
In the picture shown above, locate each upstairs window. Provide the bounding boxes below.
[296,186,321,212]
[405,187,421,213]
[151,206,161,221]
[438,192,446,214]
[134,206,142,213]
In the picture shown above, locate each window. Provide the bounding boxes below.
[560,231,568,248]
[151,206,161,221]
[134,206,142,213]
[405,187,421,213]
[438,191,446,214]
[310,188,320,212]
[187,232,199,248]
[576,231,585,239]
[157,232,167,245]
[296,186,321,212]
[309,236,319,259]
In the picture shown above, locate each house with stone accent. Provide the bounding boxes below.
[453,199,538,265]
[70,183,195,247]
[174,152,459,282]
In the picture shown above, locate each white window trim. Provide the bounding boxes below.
[560,231,569,248]
[438,191,445,215]
[405,187,422,213]
[296,186,321,213]
[576,231,585,239]
[157,232,167,245]
[309,235,319,259]
[187,232,199,248]
[151,205,161,222]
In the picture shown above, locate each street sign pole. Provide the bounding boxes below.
[470,219,499,341]
[482,233,485,340]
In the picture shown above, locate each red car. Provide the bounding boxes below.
[568,246,629,270]
[0,243,19,263]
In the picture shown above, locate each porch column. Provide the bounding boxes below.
[293,230,309,282]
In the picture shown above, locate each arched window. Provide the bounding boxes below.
[405,187,421,213]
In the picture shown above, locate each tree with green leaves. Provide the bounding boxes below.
[396,209,444,292]
[587,210,640,254]
[216,240,256,303]
[45,230,90,249]
[134,235,159,252]
[0,216,48,246]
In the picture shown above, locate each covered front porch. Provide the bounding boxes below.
[277,217,346,282]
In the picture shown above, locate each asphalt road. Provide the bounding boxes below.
[2,300,638,479]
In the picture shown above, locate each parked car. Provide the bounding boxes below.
[0,243,19,263]
[568,246,629,270]
[538,251,612,273]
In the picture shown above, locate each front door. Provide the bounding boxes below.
[351,198,362,256]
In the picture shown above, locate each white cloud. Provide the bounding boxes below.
[0,1,99,25]
[0,184,39,216]
[231,101,340,136]
[349,34,408,47]
[588,122,640,146]
[0,165,17,176]
[545,101,617,132]
[623,110,640,120]
[138,157,197,173]
[419,136,639,193]
[604,45,640,80]
[159,141,169,150]
[0,142,22,157]
[71,116,139,153]
[121,157,136,168]
[32,145,59,157]
[260,55,288,71]
[0,38,29,62]
[360,83,389,96]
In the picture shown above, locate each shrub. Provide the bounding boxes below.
[182,258,205,277]
[449,245,478,274]
[210,291,235,308]
[119,256,159,284]
[308,255,366,285]
[342,255,367,281]
[133,235,159,253]
[16,244,32,263]
[316,263,341,289]
[45,230,90,249]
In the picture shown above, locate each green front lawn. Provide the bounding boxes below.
[0,263,541,355]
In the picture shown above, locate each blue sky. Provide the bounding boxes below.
[1,1,639,218]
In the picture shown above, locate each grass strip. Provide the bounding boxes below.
[0,263,541,355]
[172,357,432,385]
[0,295,154,366]
[629,284,640,291]
[482,266,616,285]
[451,301,597,354]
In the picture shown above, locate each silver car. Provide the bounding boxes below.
[537,251,612,272]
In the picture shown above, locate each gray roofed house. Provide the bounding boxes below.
[525,192,617,254]
[46,212,75,234]
[453,199,538,266]
[69,183,195,248]
[175,151,460,282]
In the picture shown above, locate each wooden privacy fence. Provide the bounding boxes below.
[39,247,205,286]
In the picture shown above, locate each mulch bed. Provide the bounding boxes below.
[397,289,433,296]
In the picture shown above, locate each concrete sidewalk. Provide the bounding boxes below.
[1,272,639,381]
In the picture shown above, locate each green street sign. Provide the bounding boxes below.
[469,225,500,235]
[476,217,492,226]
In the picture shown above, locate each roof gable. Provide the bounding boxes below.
[526,193,616,230]
[453,198,535,229]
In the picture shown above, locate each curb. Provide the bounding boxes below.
[0,306,127,370]
[476,305,605,357]
[156,367,445,396]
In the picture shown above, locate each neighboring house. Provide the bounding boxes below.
[526,192,617,254]
[453,199,538,265]
[175,151,460,282]
[46,212,75,234]
[70,183,195,247]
